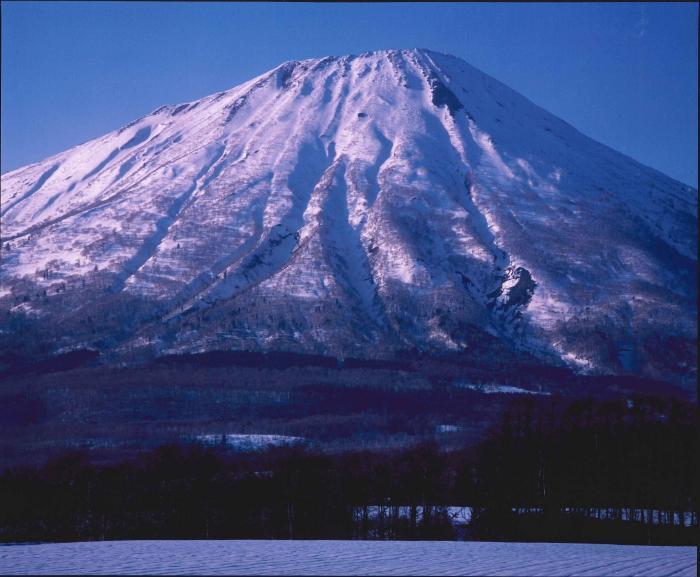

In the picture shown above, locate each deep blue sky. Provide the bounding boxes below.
[2,2,698,187]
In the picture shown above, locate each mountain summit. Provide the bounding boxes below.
[1,49,696,381]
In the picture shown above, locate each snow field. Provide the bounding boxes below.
[0,540,695,576]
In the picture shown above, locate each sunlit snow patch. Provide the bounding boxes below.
[436,424,463,433]
[194,434,305,450]
[455,382,550,395]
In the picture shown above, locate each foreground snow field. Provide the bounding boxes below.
[0,540,696,576]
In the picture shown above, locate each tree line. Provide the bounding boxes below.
[0,394,695,544]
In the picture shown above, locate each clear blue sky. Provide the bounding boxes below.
[2,2,698,187]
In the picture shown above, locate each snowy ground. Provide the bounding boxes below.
[0,540,695,576]
[194,433,304,450]
[356,506,696,529]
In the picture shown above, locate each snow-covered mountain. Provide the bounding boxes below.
[1,49,696,381]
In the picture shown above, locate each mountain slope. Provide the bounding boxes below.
[1,49,696,381]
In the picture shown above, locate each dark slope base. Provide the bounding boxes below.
[0,348,690,469]
[0,349,101,377]
[0,345,689,394]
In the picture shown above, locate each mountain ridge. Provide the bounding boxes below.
[1,48,696,384]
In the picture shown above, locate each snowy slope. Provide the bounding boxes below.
[1,49,696,379]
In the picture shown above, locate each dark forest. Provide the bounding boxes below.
[1,394,695,545]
